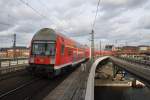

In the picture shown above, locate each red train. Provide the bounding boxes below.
[27,28,90,78]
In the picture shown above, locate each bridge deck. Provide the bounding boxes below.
[110,57,150,87]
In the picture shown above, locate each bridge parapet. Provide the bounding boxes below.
[117,56,150,66]
[85,56,109,100]
[0,57,28,74]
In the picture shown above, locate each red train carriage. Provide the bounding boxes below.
[27,28,89,77]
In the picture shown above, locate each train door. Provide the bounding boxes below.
[73,47,78,63]
[60,43,65,64]
[67,47,73,63]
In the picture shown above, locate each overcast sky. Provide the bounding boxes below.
[0,0,150,48]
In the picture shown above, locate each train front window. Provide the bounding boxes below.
[32,43,55,56]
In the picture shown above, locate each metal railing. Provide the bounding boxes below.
[0,57,28,74]
[118,56,150,66]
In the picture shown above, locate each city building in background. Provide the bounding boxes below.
[138,45,150,55]
[0,46,29,58]
[105,45,114,51]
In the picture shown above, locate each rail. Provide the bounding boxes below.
[0,78,39,99]
[85,56,109,100]
[0,57,28,74]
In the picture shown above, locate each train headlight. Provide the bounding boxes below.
[30,57,34,63]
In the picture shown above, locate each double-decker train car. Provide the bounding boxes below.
[27,28,89,78]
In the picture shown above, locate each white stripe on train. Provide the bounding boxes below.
[54,58,86,69]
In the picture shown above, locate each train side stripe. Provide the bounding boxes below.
[54,58,86,69]
[54,63,72,69]
[72,58,85,66]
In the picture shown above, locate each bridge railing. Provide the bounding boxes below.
[85,56,109,100]
[117,56,150,66]
[0,57,28,74]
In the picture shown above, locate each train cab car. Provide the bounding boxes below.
[27,28,89,78]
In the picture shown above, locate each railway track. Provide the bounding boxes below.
[0,78,40,99]
[0,69,27,81]
[118,57,150,66]
[0,76,64,100]
[0,71,36,94]
[0,66,77,100]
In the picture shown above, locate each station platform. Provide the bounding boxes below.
[44,61,91,100]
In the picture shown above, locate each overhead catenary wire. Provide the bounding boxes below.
[92,0,101,30]
[19,0,51,21]
[0,0,52,48]
[38,0,52,13]
[0,14,17,26]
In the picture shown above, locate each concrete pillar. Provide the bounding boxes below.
[112,64,117,78]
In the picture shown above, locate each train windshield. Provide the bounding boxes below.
[32,42,55,56]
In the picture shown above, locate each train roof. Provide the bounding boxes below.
[32,28,87,48]
[32,28,57,41]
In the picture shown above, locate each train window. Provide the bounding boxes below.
[46,43,55,56]
[32,42,55,56]
[61,45,65,55]
[68,48,72,56]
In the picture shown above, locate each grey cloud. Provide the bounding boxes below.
[98,0,148,21]
[14,21,40,33]
[0,0,150,47]
[138,15,150,29]
[101,0,147,11]
[100,8,124,20]
[0,4,18,31]
[16,33,33,46]
[126,0,147,8]
[0,23,13,31]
